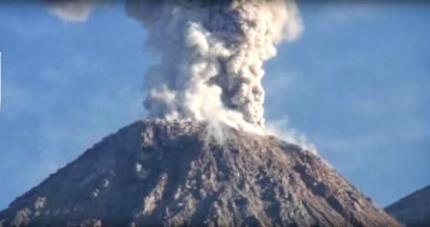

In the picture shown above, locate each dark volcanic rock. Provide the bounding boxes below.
[386,185,430,227]
[0,120,399,226]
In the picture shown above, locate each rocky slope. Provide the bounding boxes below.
[0,120,399,226]
[386,185,430,227]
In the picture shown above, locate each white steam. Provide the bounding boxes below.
[128,0,303,134]
[267,117,317,153]
[45,0,305,139]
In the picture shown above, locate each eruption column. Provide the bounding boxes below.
[45,0,302,134]
[128,0,302,133]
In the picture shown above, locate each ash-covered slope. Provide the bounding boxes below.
[0,120,398,226]
[386,185,430,227]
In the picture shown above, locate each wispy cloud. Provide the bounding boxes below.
[45,0,95,22]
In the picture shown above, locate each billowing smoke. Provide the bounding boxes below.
[44,0,303,135]
[129,0,302,134]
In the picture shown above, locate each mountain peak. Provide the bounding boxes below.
[386,185,430,227]
[0,120,399,226]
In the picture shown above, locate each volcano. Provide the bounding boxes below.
[0,120,399,226]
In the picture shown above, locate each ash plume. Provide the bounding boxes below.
[44,0,303,135]
[129,0,302,134]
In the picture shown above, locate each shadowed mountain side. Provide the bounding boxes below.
[0,120,399,226]
[386,185,430,227]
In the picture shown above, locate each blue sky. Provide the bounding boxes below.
[0,2,429,209]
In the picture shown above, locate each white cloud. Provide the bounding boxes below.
[47,0,95,22]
